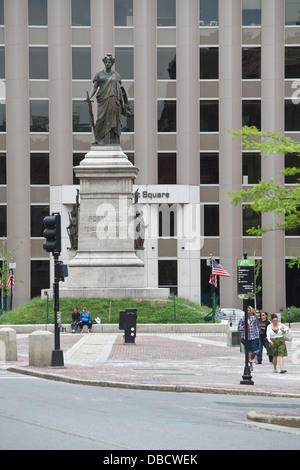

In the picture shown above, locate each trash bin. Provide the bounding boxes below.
[227,329,242,347]
[227,314,241,347]
[119,308,137,344]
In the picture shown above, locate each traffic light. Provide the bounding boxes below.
[57,261,68,282]
[43,213,61,254]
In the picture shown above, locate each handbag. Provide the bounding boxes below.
[283,330,292,342]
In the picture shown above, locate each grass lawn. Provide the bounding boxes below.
[0,296,215,325]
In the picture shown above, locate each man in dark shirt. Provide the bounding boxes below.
[257,312,272,364]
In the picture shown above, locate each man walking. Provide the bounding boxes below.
[238,306,259,371]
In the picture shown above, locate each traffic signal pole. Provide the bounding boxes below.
[42,213,64,367]
[53,253,60,344]
[51,251,64,367]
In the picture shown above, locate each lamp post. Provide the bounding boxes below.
[240,306,254,385]
[240,253,254,385]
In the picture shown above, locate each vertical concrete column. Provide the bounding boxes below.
[147,204,159,287]
[176,0,200,185]
[29,331,53,366]
[261,0,285,312]
[219,0,243,307]
[134,0,157,184]
[5,0,31,306]
[0,327,17,361]
[91,0,114,72]
[48,0,73,186]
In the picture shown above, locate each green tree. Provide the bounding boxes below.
[228,126,300,267]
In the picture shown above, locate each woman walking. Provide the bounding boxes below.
[267,313,289,373]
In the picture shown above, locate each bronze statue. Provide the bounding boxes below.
[134,211,148,250]
[67,189,80,250]
[86,53,133,145]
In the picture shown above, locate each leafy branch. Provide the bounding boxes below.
[228,126,300,267]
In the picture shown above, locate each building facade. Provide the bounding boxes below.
[0,0,299,311]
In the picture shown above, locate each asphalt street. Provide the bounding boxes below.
[0,370,299,450]
[1,325,300,436]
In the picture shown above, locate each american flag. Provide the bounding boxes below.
[209,274,218,288]
[7,269,15,290]
[212,260,231,277]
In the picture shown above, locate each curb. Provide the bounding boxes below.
[0,323,228,334]
[247,410,300,429]
[7,366,300,399]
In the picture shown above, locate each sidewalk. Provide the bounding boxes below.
[2,325,300,428]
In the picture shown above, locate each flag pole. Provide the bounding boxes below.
[210,256,216,323]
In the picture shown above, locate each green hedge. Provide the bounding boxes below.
[281,307,300,323]
[0,296,215,325]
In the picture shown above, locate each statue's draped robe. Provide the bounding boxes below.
[93,70,122,145]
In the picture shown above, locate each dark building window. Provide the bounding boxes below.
[204,205,219,236]
[158,260,177,294]
[199,0,218,26]
[157,0,176,26]
[200,153,219,184]
[243,206,261,236]
[200,48,218,79]
[285,154,300,184]
[73,101,91,132]
[114,0,133,27]
[0,103,5,131]
[242,153,261,185]
[242,47,261,79]
[115,47,134,80]
[28,0,47,26]
[242,100,261,130]
[30,101,49,132]
[200,101,219,132]
[72,47,91,80]
[31,260,50,299]
[285,0,300,26]
[0,46,5,79]
[286,262,300,307]
[0,0,3,25]
[29,47,48,80]
[158,100,176,132]
[0,205,6,237]
[30,153,49,185]
[126,152,135,165]
[31,205,49,237]
[158,153,176,184]
[72,0,90,26]
[157,48,176,80]
[0,153,6,184]
[285,100,300,131]
[242,0,261,26]
[285,47,300,79]
[73,153,85,184]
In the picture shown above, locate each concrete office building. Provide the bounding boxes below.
[0,0,299,311]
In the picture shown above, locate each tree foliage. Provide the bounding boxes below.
[228,126,300,267]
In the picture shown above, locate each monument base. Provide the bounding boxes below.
[58,287,169,300]
[43,145,171,302]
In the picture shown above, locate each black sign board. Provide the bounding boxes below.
[237,260,255,295]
